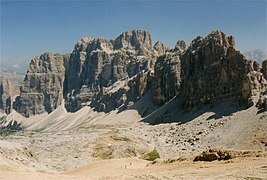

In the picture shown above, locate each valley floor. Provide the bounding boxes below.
[0,102,267,179]
[1,156,266,180]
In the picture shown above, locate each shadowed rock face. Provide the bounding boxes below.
[262,60,267,80]
[152,40,188,105]
[14,52,69,117]
[91,70,154,112]
[175,40,187,52]
[0,79,16,114]
[153,51,182,105]
[14,30,267,117]
[179,30,266,110]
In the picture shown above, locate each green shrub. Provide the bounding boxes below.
[142,149,160,161]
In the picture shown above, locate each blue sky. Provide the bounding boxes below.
[1,0,266,73]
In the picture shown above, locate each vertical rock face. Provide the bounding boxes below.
[91,70,153,112]
[262,60,267,80]
[179,30,266,110]
[153,51,182,105]
[152,40,188,105]
[65,37,92,94]
[0,79,16,114]
[14,52,69,117]
[14,29,267,117]
[65,30,158,112]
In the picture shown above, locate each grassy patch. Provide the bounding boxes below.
[110,134,131,142]
[92,144,113,159]
[141,149,160,161]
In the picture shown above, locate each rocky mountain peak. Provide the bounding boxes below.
[86,38,114,53]
[190,30,235,52]
[28,52,66,74]
[154,41,167,56]
[63,30,157,112]
[206,30,235,49]
[74,37,92,52]
[114,30,153,55]
[175,40,187,52]
[179,30,264,110]
[80,36,92,44]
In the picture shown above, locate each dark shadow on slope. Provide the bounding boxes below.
[116,90,159,118]
[204,100,246,120]
[0,116,23,136]
[142,97,248,125]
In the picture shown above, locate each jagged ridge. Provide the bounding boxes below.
[8,30,267,118]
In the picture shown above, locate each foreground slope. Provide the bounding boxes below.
[0,102,266,179]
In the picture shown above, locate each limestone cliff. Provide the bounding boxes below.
[179,30,266,110]
[91,70,153,112]
[262,60,267,80]
[14,52,69,117]
[13,30,267,117]
[153,51,181,105]
[0,79,18,114]
[65,30,158,112]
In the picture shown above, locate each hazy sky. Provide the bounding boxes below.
[1,0,266,73]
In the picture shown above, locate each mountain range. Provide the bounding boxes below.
[1,30,266,119]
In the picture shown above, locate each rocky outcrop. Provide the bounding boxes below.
[257,90,267,111]
[0,79,17,114]
[65,30,158,112]
[152,40,188,105]
[154,41,167,56]
[91,70,153,112]
[175,40,187,52]
[65,37,92,94]
[262,60,267,80]
[242,61,267,106]
[14,29,267,117]
[14,52,69,117]
[114,30,153,56]
[179,30,266,110]
[153,51,182,105]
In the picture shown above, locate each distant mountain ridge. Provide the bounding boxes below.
[244,49,266,65]
[1,30,267,120]
[0,67,25,86]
